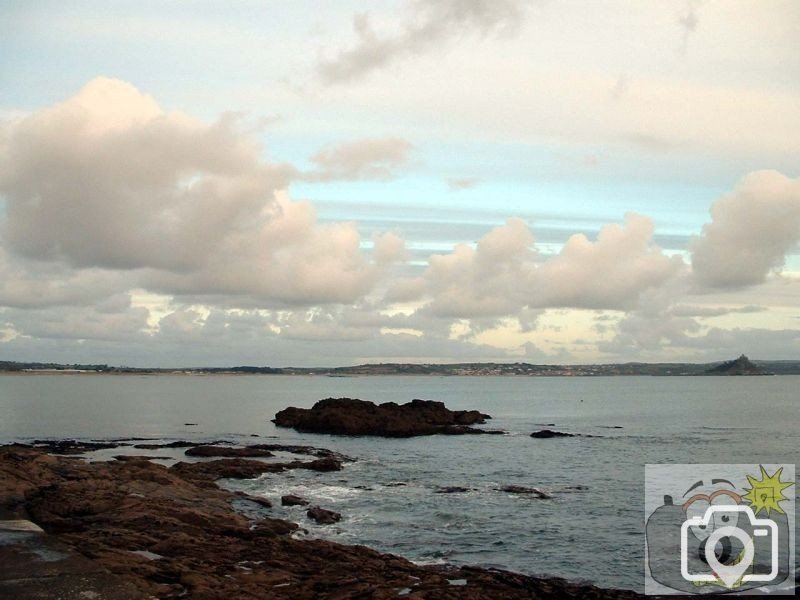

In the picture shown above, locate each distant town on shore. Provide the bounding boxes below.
[1,354,797,376]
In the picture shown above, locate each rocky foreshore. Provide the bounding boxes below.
[0,441,643,599]
[273,397,505,437]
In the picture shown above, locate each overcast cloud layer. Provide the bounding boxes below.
[1,1,798,366]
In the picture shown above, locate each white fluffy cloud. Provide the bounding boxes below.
[691,170,800,289]
[0,78,398,307]
[406,213,684,318]
[0,77,796,364]
[534,213,685,309]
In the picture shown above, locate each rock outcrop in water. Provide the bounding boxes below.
[273,397,504,437]
[529,429,600,439]
[184,445,275,458]
[306,506,341,524]
[530,429,575,439]
[0,443,644,599]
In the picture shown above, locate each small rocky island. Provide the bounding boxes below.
[703,354,771,376]
[273,397,505,437]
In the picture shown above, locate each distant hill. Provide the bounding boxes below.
[1,356,798,375]
[704,354,771,376]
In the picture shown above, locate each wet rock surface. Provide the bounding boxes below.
[435,486,472,494]
[530,429,575,438]
[0,443,643,599]
[171,456,343,481]
[281,494,309,506]
[274,397,504,437]
[30,439,128,454]
[496,485,553,499]
[529,429,600,439]
[184,445,274,458]
[306,506,342,524]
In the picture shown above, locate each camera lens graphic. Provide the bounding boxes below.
[704,526,755,588]
[698,534,732,565]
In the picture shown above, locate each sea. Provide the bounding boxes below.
[1,374,797,593]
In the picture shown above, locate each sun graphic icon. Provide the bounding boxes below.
[742,465,793,516]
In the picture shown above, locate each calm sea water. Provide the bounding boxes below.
[1,374,798,592]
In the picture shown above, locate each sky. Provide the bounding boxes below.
[0,0,798,367]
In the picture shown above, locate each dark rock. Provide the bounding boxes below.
[233,491,273,508]
[530,429,575,439]
[305,456,343,472]
[561,485,589,492]
[281,495,309,506]
[184,423,198,426]
[32,440,125,454]
[133,440,205,449]
[307,506,341,524]
[273,397,501,437]
[530,429,601,439]
[435,486,471,494]
[184,445,274,458]
[171,456,342,481]
[497,485,552,499]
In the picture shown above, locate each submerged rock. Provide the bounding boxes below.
[435,486,471,494]
[273,397,502,437]
[530,429,600,439]
[497,485,553,499]
[184,445,274,458]
[307,506,342,525]
[32,439,125,454]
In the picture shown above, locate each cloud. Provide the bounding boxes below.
[534,213,685,309]
[677,0,701,53]
[690,170,800,289]
[447,176,480,191]
[410,213,684,318]
[372,231,408,264]
[305,137,413,181]
[669,304,765,318]
[0,78,294,271]
[0,248,129,309]
[0,78,401,307]
[2,297,150,343]
[317,0,528,84]
[421,217,536,317]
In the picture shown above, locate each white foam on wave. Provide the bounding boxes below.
[249,481,365,503]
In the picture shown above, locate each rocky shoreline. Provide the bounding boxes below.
[0,440,644,599]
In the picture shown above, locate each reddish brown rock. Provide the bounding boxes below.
[0,444,643,599]
[170,456,342,481]
[273,397,503,437]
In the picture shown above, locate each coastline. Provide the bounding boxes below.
[0,441,644,599]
